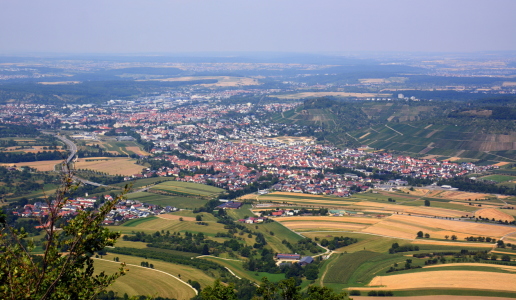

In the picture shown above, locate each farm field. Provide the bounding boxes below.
[480,174,516,183]
[115,177,176,189]
[251,221,304,254]
[149,181,224,198]
[73,157,144,176]
[278,213,515,243]
[109,216,227,236]
[97,140,150,156]
[1,159,63,171]
[126,191,208,209]
[169,210,218,222]
[475,208,515,222]
[85,188,516,298]
[361,270,516,292]
[94,252,209,299]
[2,145,66,153]
[256,190,491,218]
[122,216,158,227]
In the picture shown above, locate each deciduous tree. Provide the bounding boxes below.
[0,166,128,300]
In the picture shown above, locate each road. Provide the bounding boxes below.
[42,132,109,187]
[53,134,77,164]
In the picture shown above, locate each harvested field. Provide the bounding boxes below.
[475,208,515,222]
[270,192,328,198]
[404,188,429,197]
[1,160,62,171]
[447,157,462,161]
[432,190,491,201]
[125,146,150,156]
[277,216,381,224]
[278,214,513,242]
[3,146,65,153]
[278,221,367,232]
[354,201,464,217]
[361,271,516,292]
[424,263,516,272]
[157,214,195,221]
[361,225,415,239]
[494,162,511,167]
[74,157,144,176]
[257,197,353,206]
[413,239,493,248]
[388,215,516,238]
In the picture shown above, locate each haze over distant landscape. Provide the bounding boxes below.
[2,1,516,300]
[1,0,516,54]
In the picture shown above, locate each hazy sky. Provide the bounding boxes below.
[1,0,515,54]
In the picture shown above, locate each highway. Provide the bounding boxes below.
[43,132,109,187]
[53,134,78,164]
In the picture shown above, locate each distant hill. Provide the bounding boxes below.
[272,97,516,162]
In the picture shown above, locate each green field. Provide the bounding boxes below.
[480,174,516,183]
[324,251,384,285]
[251,221,304,254]
[101,140,147,156]
[150,181,224,198]
[109,217,227,236]
[226,204,254,220]
[95,252,219,297]
[170,210,219,222]
[198,256,286,284]
[126,191,208,209]
[122,216,158,227]
[114,177,176,190]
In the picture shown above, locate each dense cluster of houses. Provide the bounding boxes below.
[14,197,99,218]
[102,199,178,225]
[13,195,178,226]
[133,139,494,198]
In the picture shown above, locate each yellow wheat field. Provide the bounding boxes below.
[277,216,381,224]
[278,221,367,232]
[74,158,144,176]
[475,208,515,222]
[1,160,62,171]
[360,271,516,292]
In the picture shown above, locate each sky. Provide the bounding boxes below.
[1,0,515,54]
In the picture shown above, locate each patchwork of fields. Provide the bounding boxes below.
[97,140,150,156]
[92,186,516,298]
